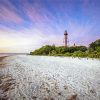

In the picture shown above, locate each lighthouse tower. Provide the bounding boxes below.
[64,30,68,47]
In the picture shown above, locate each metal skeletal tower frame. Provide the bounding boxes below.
[64,30,68,47]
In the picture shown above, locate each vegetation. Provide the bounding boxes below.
[30,39,100,58]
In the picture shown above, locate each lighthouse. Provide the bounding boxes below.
[64,30,68,47]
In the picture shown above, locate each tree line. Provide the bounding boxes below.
[30,39,100,58]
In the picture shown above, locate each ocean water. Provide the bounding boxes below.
[0,53,27,57]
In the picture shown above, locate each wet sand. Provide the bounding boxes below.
[0,56,8,68]
[0,56,7,61]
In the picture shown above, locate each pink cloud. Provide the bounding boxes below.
[22,1,57,25]
[0,6,22,24]
[0,0,23,24]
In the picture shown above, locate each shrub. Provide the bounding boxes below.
[64,53,72,56]
[72,51,87,57]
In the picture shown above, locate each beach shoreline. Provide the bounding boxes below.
[0,55,100,100]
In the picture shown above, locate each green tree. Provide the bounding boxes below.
[89,39,100,51]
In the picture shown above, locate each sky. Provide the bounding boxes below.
[0,0,100,53]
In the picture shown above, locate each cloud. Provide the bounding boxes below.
[21,0,57,26]
[0,0,22,24]
[0,7,22,24]
[0,26,65,53]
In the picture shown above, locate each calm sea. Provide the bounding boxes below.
[0,53,27,57]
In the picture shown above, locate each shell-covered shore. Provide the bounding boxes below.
[0,55,100,100]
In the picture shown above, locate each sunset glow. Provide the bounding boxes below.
[0,0,100,53]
